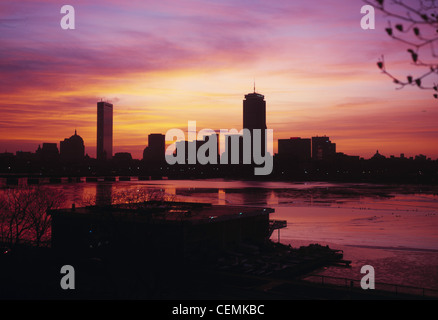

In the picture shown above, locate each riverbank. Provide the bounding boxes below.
[279,239,438,297]
[1,239,435,300]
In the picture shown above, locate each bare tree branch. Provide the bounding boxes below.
[0,186,64,247]
[365,0,438,98]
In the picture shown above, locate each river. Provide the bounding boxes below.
[2,178,438,292]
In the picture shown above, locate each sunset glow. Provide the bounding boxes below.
[1,0,437,160]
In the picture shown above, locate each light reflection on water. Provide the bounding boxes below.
[7,178,435,250]
[2,178,438,289]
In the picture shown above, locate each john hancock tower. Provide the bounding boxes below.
[97,100,113,161]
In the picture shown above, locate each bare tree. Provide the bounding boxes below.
[0,196,9,245]
[364,0,438,98]
[0,187,33,246]
[26,187,64,246]
[0,186,64,247]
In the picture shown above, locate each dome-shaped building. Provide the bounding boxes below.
[371,150,386,161]
[60,130,85,163]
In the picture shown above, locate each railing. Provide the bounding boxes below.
[302,274,438,298]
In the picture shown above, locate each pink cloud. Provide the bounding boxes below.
[0,0,437,159]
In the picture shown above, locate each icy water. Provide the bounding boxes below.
[2,178,438,291]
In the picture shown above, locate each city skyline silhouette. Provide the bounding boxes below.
[0,91,435,164]
[1,90,436,184]
[1,1,438,304]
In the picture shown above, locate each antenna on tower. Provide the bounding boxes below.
[253,79,256,93]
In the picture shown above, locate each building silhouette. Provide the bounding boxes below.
[170,133,220,167]
[243,89,267,157]
[371,150,386,161]
[240,85,267,169]
[36,143,59,163]
[221,134,244,164]
[312,136,336,161]
[15,151,34,162]
[97,101,113,161]
[278,137,311,162]
[60,130,85,163]
[113,152,133,163]
[143,133,165,166]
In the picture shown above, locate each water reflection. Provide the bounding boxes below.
[2,178,438,211]
[95,183,113,206]
[2,178,438,250]
[218,189,226,205]
[267,190,278,206]
[1,178,437,289]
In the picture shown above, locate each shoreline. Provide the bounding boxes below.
[278,238,438,292]
[343,244,438,253]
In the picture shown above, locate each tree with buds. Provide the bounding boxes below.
[365,0,438,99]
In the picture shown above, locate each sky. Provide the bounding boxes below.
[1,0,437,160]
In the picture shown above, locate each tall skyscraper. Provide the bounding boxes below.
[97,101,113,161]
[243,88,267,157]
[243,91,266,132]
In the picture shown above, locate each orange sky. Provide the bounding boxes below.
[1,0,437,160]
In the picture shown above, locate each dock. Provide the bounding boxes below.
[269,219,287,242]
